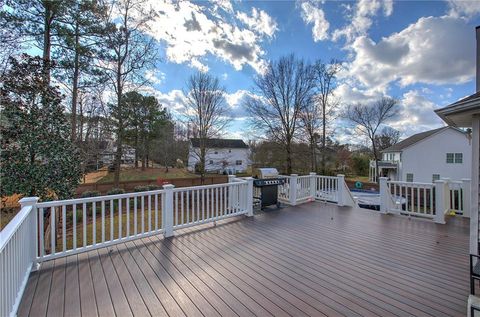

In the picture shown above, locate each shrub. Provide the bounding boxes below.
[107,188,125,195]
[134,184,161,192]
[134,185,149,192]
[80,190,100,198]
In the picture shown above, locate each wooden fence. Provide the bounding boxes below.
[76,176,228,196]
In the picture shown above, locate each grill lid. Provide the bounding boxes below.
[255,167,279,179]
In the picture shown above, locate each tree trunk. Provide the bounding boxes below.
[371,137,380,183]
[42,2,52,84]
[321,104,326,174]
[286,139,292,174]
[113,65,122,187]
[71,20,80,142]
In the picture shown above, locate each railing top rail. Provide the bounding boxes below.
[0,205,33,253]
[36,189,166,207]
[314,175,338,179]
[387,181,434,187]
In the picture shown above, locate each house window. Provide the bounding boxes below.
[235,160,242,165]
[446,153,454,163]
[446,153,463,163]
[214,151,218,154]
[432,174,440,182]
[228,149,231,153]
[406,173,414,182]
[454,153,463,163]
[209,160,213,165]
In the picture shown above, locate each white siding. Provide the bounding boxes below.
[400,128,472,183]
[187,146,250,173]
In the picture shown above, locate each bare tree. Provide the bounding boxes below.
[184,72,229,180]
[315,59,341,173]
[375,126,400,153]
[100,0,157,186]
[245,54,316,174]
[343,97,398,182]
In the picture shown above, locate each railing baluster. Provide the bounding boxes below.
[187,190,190,224]
[110,199,113,241]
[72,205,76,250]
[119,198,122,239]
[148,195,152,232]
[62,205,66,252]
[40,208,44,257]
[141,195,145,234]
[181,192,184,226]
[83,202,87,247]
[92,202,96,245]
[50,207,55,255]
[174,192,178,226]
[134,197,138,235]
[155,194,159,230]
[101,201,105,243]
[126,198,130,237]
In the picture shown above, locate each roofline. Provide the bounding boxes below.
[380,126,466,153]
[435,96,480,126]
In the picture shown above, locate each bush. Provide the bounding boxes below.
[107,188,125,195]
[134,184,161,192]
[80,190,100,198]
[134,185,149,192]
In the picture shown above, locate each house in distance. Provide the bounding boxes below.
[369,126,472,183]
[187,138,250,174]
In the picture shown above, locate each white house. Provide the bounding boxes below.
[369,126,472,183]
[187,138,250,174]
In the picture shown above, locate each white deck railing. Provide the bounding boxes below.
[1,172,469,316]
[0,198,38,317]
[277,173,355,207]
[380,178,471,223]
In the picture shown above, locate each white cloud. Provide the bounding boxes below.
[332,0,393,42]
[145,69,166,84]
[145,1,276,73]
[391,90,445,136]
[236,8,278,38]
[300,1,330,42]
[345,15,475,92]
[447,0,480,19]
[225,89,256,118]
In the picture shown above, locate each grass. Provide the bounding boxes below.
[97,167,198,183]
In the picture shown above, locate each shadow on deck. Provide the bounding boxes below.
[18,202,470,317]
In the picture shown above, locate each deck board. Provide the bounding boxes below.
[18,202,470,316]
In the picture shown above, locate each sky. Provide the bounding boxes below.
[139,0,480,143]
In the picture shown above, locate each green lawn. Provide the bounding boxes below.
[98,168,200,183]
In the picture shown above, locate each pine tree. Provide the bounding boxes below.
[0,55,82,200]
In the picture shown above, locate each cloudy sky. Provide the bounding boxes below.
[144,0,480,143]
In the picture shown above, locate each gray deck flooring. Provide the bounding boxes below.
[18,202,470,316]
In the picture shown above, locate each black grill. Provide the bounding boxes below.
[253,178,285,209]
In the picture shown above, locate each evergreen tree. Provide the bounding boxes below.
[0,55,82,200]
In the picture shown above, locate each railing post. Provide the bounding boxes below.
[379,177,388,214]
[245,177,254,217]
[289,174,298,206]
[462,178,471,218]
[434,180,447,224]
[337,174,345,207]
[19,197,40,270]
[309,172,316,199]
[228,175,235,211]
[163,184,175,238]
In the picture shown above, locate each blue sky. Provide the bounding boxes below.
[138,1,480,142]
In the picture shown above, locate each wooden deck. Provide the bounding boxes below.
[18,202,470,317]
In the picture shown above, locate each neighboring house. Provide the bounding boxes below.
[187,138,250,174]
[369,126,472,183]
[100,139,136,165]
[435,27,480,257]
